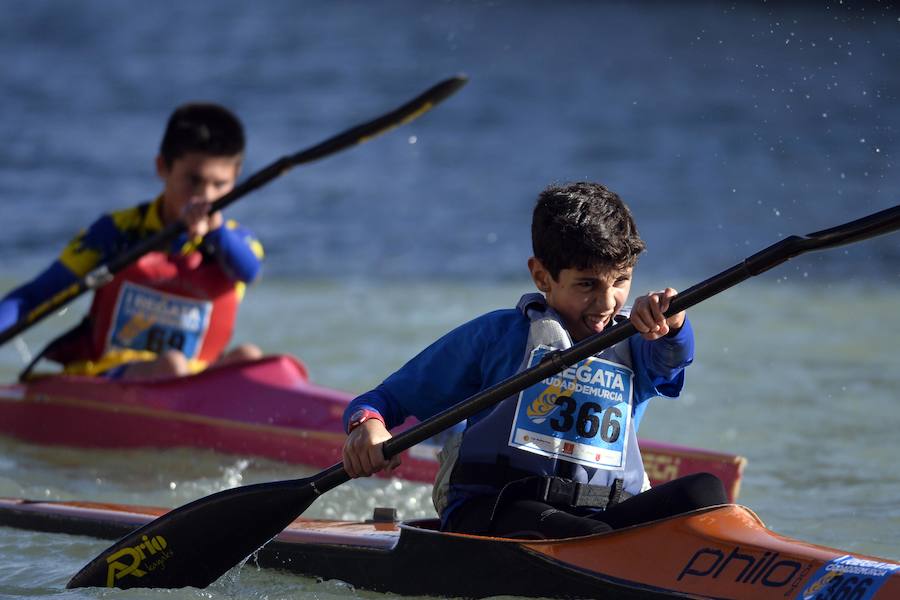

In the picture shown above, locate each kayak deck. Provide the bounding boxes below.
[2,497,898,599]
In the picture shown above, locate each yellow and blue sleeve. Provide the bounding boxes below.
[0,209,137,331]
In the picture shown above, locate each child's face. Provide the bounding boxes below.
[528,258,633,342]
[156,152,242,224]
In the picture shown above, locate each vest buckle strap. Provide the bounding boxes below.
[495,476,631,517]
[539,477,628,509]
[607,478,627,506]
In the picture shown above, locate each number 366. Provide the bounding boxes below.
[550,397,622,442]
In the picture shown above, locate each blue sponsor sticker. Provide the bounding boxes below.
[798,555,900,600]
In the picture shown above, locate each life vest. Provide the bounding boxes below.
[435,293,648,516]
[53,250,239,375]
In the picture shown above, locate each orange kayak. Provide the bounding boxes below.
[1,497,896,598]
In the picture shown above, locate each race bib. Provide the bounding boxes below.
[509,345,634,470]
[107,282,212,359]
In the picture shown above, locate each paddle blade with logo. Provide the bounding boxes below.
[67,477,322,589]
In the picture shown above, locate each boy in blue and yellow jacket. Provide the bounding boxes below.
[0,103,263,379]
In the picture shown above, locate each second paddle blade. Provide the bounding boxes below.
[67,477,319,589]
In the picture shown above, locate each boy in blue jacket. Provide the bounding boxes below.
[343,182,726,538]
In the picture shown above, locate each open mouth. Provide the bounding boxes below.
[584,315,610,332]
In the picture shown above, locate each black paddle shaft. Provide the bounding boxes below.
[0,75,468,347]
[68,204,900,590]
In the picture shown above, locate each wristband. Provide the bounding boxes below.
[347,408,384,434]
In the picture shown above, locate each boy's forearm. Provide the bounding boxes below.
[647,316,695,378]
[203,225,263,283]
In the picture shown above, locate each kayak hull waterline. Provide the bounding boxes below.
[1,497,897,599]
[0,355,745,498]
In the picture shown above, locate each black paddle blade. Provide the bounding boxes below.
[67,477,319,589]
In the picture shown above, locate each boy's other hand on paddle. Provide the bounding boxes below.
[343,419,401,478]
[630,287,685,340]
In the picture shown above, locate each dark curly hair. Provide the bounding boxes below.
[532,182,646,280]
[159,102,245,167]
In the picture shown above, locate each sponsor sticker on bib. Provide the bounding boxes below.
[108,282,212,359]
[797,555,900,600]
[509,345,634,470]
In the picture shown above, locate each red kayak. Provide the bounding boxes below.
[1,497,898,598]
[0,354,746,498]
